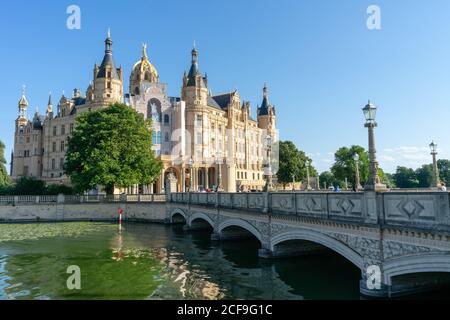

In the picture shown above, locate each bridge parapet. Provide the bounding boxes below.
[170,191,450,232]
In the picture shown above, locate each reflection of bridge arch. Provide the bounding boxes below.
[217,219,263,243]
[188,212,215,229]
[270,229,364,270]
[383,253,450,286]
[170,208,187,223]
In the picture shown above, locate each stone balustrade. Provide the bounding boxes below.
[0,194,166,206]
[170,191,450,233]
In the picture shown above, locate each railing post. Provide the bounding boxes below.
[35,196,40,204]
[230,193,234,210]
[138,194,141,203]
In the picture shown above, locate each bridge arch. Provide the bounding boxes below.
[188,212,215,229]
[383,253,450,286]
[217,219,263,243]
[170,208,187,224]
[270,229,364,270]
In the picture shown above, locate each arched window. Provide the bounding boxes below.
[164,114,170,124]
[134,87,140,95]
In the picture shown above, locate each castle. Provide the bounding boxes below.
[11,32,277,193]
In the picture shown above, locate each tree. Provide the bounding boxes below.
[14,177,47,195]
[392,166,419,188]
[438,159,450,186]
[415,164,433,188]
[0,140,10,187]
[277,141,316,189]
[65,103,163,194]
[331,145,369,188]
[319,171,335,189]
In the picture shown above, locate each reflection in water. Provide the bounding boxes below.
[0,222,446,300]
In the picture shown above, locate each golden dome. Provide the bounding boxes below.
[132,44,159,82]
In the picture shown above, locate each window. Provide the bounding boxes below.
[107,82,112,89]
[52,142,56,152]
[157,132,162,144]
[19,125,24,134]
[196,132,202,144]
[164,132,169,142]
[152,132,157,145]
[61,125,66,135]
[51,159,55,170]
[195,115,203,127]
[70,123,74,133]
[60,158,64,170]
[60,141,65,152]
[26,137,30,143]
[53,126,57,136]
[164,114,170,124]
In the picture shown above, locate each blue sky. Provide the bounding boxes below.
[1,0,449,173]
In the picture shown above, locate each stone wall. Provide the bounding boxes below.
[0,202,166,223]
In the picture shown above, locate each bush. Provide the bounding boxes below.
[0,177,76,195]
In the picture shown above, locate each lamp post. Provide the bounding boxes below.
[305,160,311,191]
[263,134,273,192]
[362,101,386,191]
[353,153,363,191]
[429,141,440,188]
[216,151,223,192]
[292,174,295,191]
[188,158,194,192]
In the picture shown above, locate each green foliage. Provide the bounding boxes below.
[66,103,163,194]
[14,177,47,195]
[438,159,450,186]
[319,171,336,189]
[0,140,10,187]
[277,141,316,188]
[46,184,75,195]
[415,164,433,188]
[393,167,420,188]
[331,145,369,187]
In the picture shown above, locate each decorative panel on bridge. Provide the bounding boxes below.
[232,193,249,209]
[328,193,364,219]
[248,193,265,210]
[295,193,328,217]
[382,192,450,228]
[271,193,296,214]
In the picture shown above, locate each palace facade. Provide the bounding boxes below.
[11,33,277,193]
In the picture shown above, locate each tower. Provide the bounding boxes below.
[92,30,123,106]
[181,45,208,107]
[257,84,276,134]
[130,43,159,96]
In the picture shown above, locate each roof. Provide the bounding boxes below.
[212,93,233,109]
[97,53,120,80]
[207,96,223,110]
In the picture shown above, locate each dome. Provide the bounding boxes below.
[131,44,159,83]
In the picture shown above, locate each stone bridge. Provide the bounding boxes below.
[167,191,450,298]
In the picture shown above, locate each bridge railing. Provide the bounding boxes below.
[170,191,450,230]
[0,194,167,206]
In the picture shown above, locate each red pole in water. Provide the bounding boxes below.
[118,208,124,224]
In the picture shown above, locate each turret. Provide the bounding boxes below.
[257,84,276,132]
[181,44,208,107]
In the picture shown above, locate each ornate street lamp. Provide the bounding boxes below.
[216,151,223,192]
[305,160,312,191]
[429,141,440,188]
[362,101,387,191]
[353,153,363,191]
[188,157,194,192]
[263,134,273,192]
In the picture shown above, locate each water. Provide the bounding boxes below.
[0,221,441,300]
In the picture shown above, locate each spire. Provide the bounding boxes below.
[105,28,113,54]
[97,30,119,80]
[47,92,53,114]
[259,83,271,116]
[186,44,206,88]
[142,43,148,59]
